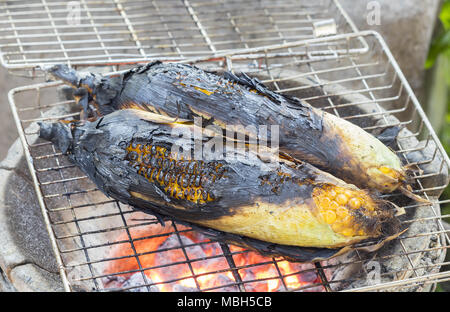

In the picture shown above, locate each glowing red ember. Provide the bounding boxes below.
[102,216,323,292]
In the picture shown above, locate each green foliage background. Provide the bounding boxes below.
[426,1,450,223]
[426,0,450,292]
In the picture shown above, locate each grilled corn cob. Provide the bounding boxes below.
[38,109,400,259]
[46,63,420,200]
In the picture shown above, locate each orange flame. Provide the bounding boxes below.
[102,217,321,292]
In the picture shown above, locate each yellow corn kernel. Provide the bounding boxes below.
[312,185,380,238]
[322,210,336,224]
[341,215,353,227]
[341,228,354,237]
[319,197,331,208]
[335,206,349,218]
[348,197,362,209]
[344,190,355,197]
[331,222,344,233]
[336,194,348,205]
[328,189,337,200]
[329,201,339,210]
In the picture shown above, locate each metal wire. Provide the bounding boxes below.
[0,0,359,75]
[7,31,450,292]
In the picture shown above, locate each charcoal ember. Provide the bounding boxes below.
[300,285,326,292]
[172,284,197,292]
[241,267,283,292]
[155,234,237,291]
[103,273,159,292]
[102,275,125,290]
[208,275,239,292]
[122,273,159,292]
[153,234,204,291]
[154,234,205,276]
[298,270,319,283]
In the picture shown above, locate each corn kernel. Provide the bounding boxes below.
[336,206,348,218]
[320,197,331,208]
[336,194,348,205]
[342,215,353,226]
[328,189,337,199]
[379,166,391,174]
[344,190,355,197]
[341,228,354,237]
[322,210,336,224]
[348,198,362,209]
[331,222,344,233]
[312,185,379,238]
[329,201,339,210]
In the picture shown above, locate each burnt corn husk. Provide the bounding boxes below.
[38,109,401,261]
[46,62,417,199]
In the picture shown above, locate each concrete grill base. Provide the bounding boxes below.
[0,138,63,291]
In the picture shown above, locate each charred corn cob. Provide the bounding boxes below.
[46,63,420,200]
[38,109,400,259]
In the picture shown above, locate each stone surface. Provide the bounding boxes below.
[0,137,62,291]
[4,163,59,274]
[9,263,63,292]
[0,139,23,171]
[0,269,15,292]
[0,169,28,273]
[0,101,80,291]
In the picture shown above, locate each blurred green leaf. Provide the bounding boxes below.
[425,31,450,68]
[445,50,450,85]
[440,0,450,30]
[429,0,450,292]
[426,0,450,68]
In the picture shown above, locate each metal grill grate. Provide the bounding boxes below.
[0,0,359,75]
[8,31,450,292]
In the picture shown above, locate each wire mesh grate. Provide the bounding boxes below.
[0,0,359,75]
[8,31,450,292]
